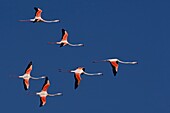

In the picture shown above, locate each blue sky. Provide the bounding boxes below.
[1,0,170,113]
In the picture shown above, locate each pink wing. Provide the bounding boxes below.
[23,78,29,90]
[74,73,81,89]
[25,61,32,74]
[40,96,46,107]
[110,61,119,76]
[61,29,68,41]
[42,77,50,91]
[34,7,42,17]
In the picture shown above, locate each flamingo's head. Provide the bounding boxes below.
[132,62,138,64]
[79,44,84,46]
[41,76,46,79]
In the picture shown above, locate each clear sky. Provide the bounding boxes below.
[1,0,170,113]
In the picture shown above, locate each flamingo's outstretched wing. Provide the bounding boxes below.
[109,61,119,76]
[23,79,29,90]
[34,7,42,17]
[39,96,46,107]
[41,77,50,91]
[74,73,81,89]
[25,61,32,74]
[61,29,68,41]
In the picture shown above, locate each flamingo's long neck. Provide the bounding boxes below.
[68,43,83,46]
[83,72,102,76]
[118,60,137,64]
[48,93,62,96]
[31,76,45,80]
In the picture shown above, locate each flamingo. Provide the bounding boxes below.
[36,76,62,107]
[19,7,60,23]
[18,61,46,90]
[93,58,137,76]
[48,29,84,47]
[59,67,102,89]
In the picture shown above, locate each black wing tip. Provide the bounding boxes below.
[39,104,43,107]
[24,87,28,90]
[61,29,66,34]
[23,86,28,90]
[74,80,79,90]
[45,76,48,81]
[34,7,38,10]
[60,43,64,47]
[74,79,79,90]
[113,73,117,76]
[111,66,117,76]
[82,67,85,71]
[74,85,78,89]
[113,70,117,76]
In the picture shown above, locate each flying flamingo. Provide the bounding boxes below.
[36,76,62,107]
[93,58,137,76]
[19,7,60,23]
[18,61,46,90]
[48,29,84,47]
[59,67,102,89]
